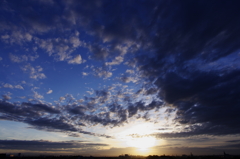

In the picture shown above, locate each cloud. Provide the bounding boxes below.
[46,90,53,94]
[3,83,14,89]
[14,85,24,90]
[95,90,111,103]
[33,91,44,99]
[59,97,65,101]
[22,102,60,114]
[0,140,108,151]
[9,53,38,63]
[68,105,86,115]
[1,31,32,45]
[105,56,124,66]
[92,66,112,79]
[76,0,240,137]
[26,117,80,132]
[9,53,28,63]
[151,70,240,137]
[88,44,109,60]
[0,101,59,118]
[119,76,137,83]
[21,64,46,80]
[2,95,11,101]
[70,35,81,47]
[68,54,85,64]
[82,72,88,76]
[2,83,24,89]
[126,69,134,74]
[86,91,92,95]
[0,100,90,137]
[226,140,240,143]
[35,34,83,63]
[144,88,158,95]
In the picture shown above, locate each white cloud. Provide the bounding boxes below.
[19,96,26,99]
[77,99,84,103]
[9,53,28,63]
[86,91,94,95]
[93,67,112,79]
[59,97,66,101]
[46,90,53,94]
[70,36,81,47]
[2,94,11,100]
[68,54,84,64]
[1,35,9,39]
[0,57,2,61]
[33,91,44,99]
[1,31,32,45]
[25,33,32,41]
[105,56,124,66]
[36,38,54,55]
[9,53,39,63]
[124,58,138,68]
[119,76,138,83]
[21,64,46,80]
[2,83,24,89]
[35,34,82,63]
[82,72,88,76]
[3,83,14,89]
[15,85,24,89]
[126,69,134,74]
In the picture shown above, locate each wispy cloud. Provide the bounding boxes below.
[46,90,53,94]
[21,64,46,80]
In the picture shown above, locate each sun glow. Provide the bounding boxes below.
[117,123,157,152]
[127,136,156,151]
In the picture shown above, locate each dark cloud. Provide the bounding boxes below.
[95,89,111,103]
[0,140,108,151]
[22,102,60,114]
[158,128,172,131]
[144,88,158,95]
[128,105,138,118]
[88,44,109,61]
[25,117,80,132]
[0,100,112,138]
[131,0,240,137]
[67,105,86,115]
[84,114,118,127]
[226,140,240,143]
[152,70,240,137]
[0,101,42,120]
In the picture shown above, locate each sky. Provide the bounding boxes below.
[0,0,240,156]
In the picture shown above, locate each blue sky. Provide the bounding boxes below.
[1,0,240,156]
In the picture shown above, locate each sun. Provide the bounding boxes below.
[117,123,157,152]
[126,136,156,151]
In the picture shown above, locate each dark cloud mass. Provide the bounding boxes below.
[0,140,108,151]
[1,0,240,141]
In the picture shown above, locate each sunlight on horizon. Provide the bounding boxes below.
[127,136,156,150]
[116,122,158,154]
